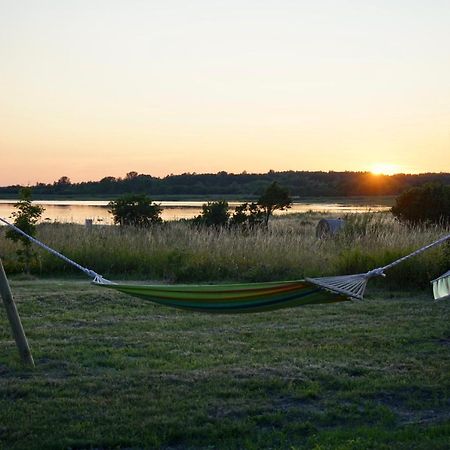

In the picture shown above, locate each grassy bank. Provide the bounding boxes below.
[0,213,448,288]
[0,280,449,449]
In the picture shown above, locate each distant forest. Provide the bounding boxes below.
[1,171,450,199]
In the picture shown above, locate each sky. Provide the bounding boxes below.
[1,0,449,185]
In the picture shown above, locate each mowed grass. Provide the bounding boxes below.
[1,280,450,449]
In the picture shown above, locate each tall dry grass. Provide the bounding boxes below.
[0,212,448,287]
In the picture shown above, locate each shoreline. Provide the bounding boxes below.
[0,194,396,204]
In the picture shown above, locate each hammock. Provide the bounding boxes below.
[1,217,449,313]
[98,280,348,313]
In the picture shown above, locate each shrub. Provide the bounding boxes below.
[5,187,45,273]
[229,202,265,229]
[391,183,450,225]
[193,201,230,227]
[108,194,162,227]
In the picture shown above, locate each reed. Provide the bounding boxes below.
[0,212,448,288]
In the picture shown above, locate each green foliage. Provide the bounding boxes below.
[194,201,266,230]
[229,202,265,229]
[5,187,45,273]
[194,200,230,227]
[257,182,292,225]
[391,182,450,225]
[108,194,162,227]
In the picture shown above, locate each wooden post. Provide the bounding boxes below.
[0,259,35,367]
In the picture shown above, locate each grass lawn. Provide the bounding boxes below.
[1,279,450,449]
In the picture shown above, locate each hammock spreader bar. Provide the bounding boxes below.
[1,216,449,312]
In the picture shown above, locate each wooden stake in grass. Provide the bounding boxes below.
[0,259,35,367]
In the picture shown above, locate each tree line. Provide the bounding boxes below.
[1,170,449,198]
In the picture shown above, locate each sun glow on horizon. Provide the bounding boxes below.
[370,163,402,176]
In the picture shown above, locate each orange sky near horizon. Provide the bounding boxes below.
[1,1,449,186]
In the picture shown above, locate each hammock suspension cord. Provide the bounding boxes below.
[0,217,112,284]
[1,215,449,299]
[306,232,450,299]
[372,232,450,275]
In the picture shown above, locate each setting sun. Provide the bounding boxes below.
[370,164,401,176]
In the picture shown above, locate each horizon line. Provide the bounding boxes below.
[3,169,450,188]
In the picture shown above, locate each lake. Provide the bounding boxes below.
[0,198,393,225]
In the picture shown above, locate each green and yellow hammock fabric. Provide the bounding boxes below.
[96,279,348,313]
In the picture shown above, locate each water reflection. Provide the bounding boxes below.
[0,199,391,225]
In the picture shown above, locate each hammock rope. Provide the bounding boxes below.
[0,217,112,284]
[375,233,450,274]
[1,216,449,310]
[307,231,450,299]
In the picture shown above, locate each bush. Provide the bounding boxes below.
[5,187,45,273]
[193,201,230,227]
[194,201,266,229]
[391,183,450,225]
[108,194,162,227]
[229,202,265,229]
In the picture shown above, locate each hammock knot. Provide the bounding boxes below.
[365,268,385,279]
[85,269,100,279]
[92,274,115,285]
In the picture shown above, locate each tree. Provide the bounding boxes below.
[108,194,162,227]
[194,201,229,227]
[229,202,265,229]
[100,176,116,183]
[257,182,292,226]
[391,182,450,225]
[5,188,45,273]
[55,176,71,185]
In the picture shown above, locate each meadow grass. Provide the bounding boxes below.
[1,214,449,449]
[0,212,448,288]
[0,280,449,449]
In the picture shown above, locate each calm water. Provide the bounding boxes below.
[0,199,392,225]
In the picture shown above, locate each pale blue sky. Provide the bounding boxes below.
[1,0,449,184]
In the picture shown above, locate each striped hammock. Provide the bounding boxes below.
[96,279,349,313]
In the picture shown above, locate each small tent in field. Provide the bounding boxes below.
[316,218,345,238]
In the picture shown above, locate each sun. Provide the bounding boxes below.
[370,163,399,176]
